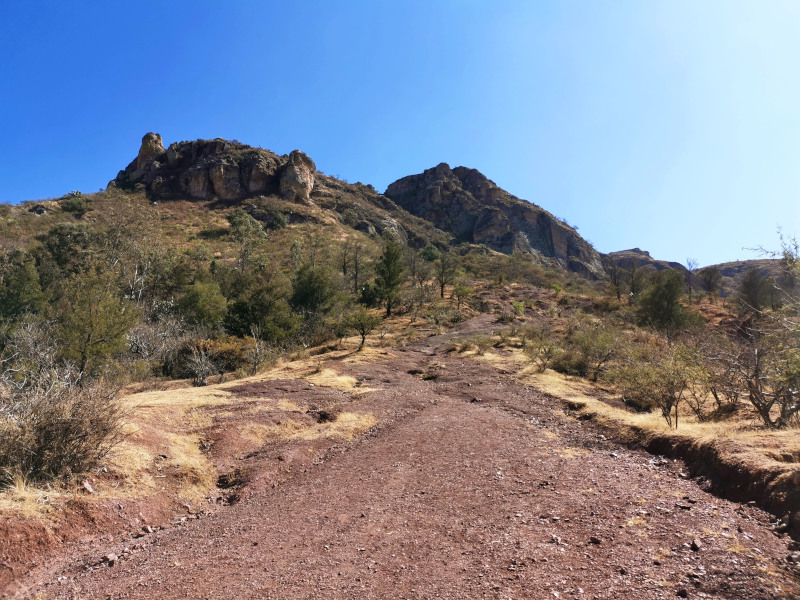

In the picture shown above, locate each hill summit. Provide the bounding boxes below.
[385,163,604,277]
[112,133,316,204]
[112,133,604,277]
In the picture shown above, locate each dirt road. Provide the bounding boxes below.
[14,325,800,599]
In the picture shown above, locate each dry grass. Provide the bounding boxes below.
[511,347,800,528]
[243,412,377,444]
[521,362,800,472]
[0,473,59,517]
[306,368,360,392]
[555,447,590,459]
[0,349,385,519]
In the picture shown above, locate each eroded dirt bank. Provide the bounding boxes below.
[9,328,800,599]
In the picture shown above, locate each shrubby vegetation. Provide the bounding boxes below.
[0,186,798,487]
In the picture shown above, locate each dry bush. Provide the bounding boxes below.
[608,342,700,428]
[467,334,494,356]
[0,378,123,485]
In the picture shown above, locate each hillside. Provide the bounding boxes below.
[705,258,787,298]
[385,162,605,278]
[2,133,800,598]
[109,133,606,276]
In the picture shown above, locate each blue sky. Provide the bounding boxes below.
[2,1,798,267]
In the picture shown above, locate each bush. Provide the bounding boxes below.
[551,348,589,377]
[524,338,562,372]
[609,342,699,428]
[164,337,252,382]
[466,334,494,356]
[0,378,122,484]
[636,270,696,332]
[59,195,88,217]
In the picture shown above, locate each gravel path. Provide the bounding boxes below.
[17,330,800,599]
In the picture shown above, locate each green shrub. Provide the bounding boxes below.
[524,338,562,372]
[59,195,88,217]
[551,348,589,377]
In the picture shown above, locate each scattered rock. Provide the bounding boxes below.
[690,539,702,552]
[82,479,95,494]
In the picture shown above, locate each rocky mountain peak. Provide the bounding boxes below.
[112,134,316,204]
[385,165,604,278]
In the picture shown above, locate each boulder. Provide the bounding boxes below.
[279,150,316,204]
[136,132,165,170]
[114,134,291,202]
[209,161,243,200]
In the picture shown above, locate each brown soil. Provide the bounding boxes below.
[5,318,800,599]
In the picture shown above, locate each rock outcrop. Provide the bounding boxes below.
[279,150,316,204]
[112,133,315,203]
[385,163,604,277]
[604,248,687,273]
[136,132,164,170]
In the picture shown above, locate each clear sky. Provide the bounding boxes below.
[2,1,799,267]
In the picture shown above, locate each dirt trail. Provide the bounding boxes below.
[11,324,800,599]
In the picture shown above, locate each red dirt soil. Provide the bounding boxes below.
[5,320,800,599]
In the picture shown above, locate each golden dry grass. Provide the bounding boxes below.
[242,412,377,445]
[0,473,60,517]
[511,348,800,504]
[0,347,388,519]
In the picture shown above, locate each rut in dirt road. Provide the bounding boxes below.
[23,344,800,600]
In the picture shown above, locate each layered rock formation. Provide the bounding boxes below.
[604,248,686,273]
[112,133,315,203]
[385,163,604,277]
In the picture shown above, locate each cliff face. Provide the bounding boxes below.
[112,133,315,204]
[384,163,604,277]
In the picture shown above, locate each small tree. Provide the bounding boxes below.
[177,280,228,330]
[346,306,382,350]
[626,259,645,303]
[607,260,624,301]
[698,266,722,298]
[637,270,692,332]
[611,342,697,428]
[709,325,800,428]
[227,209,266,272]
[452,283,474,312]
[738,268,773,313]
[374,240,406,317]
[685,258,698,302]
[291,263,338,318]
[57,268,140,375]
[0,251,46,320]
[435,251,457,299]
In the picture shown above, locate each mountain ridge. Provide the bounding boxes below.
[112,133,607,277]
